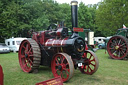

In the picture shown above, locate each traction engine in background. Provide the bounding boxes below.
[107,27,128,60]
[18,1,99,82]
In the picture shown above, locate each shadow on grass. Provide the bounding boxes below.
[107,56,128,61]
[38,66,51,73]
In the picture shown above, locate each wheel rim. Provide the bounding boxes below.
[79,50,99,75]
[51,53,74,82]
[18,39,41,73]
[107,35,128,59]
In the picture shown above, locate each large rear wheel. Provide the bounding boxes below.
[107,35,128,59]
[51,53,74,82]
[18,39,41,73]
[79,50,99,75]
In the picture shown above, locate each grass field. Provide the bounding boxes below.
[0,49,128,85]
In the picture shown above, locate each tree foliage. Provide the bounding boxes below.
[96,0,128,36]
[1,0,118,42]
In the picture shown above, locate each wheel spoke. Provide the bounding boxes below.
[60,71,64,78]
[63,68,69,72]
[88,54,92,60]
[23,63,27,69]
[65,63,69,66]
[63,70,69,78]
[88,65,93,71]
[56,58,60,65]
[28,58,33,65]
[26,44,28,51]
[118,50,121,57]
[112,51,117,54]
[90,59,95,62]
[25,59,32,68]
[22,45,26,49]
[87,66,89,72]
[118,39,121,45]
[113,40,117,45]
[28,47,32,54]
[120,43,126,47]
[90,63,95,67]
[21,55,25,58]
[60,56,65,64]
[109,47,114,50]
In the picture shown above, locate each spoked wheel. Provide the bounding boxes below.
[18,39,41,73]
[51,53,74,82]
[79,50,99,75]
[107,35,128,59]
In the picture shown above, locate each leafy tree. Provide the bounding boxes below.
[96,0,128,36]
[59,3,71,28]
[0,1,18,42]
[0,0,100,42]
[78,2,94,30]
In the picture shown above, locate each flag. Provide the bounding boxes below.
[123,24,127,28]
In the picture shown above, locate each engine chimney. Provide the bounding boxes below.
[71,1,78,29]
[71,0,78,37]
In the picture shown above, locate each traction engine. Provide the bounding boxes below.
[18,1,99,82]
[107,27,128,60]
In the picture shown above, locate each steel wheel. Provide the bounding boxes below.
[51,53,74,82]
[18,39,41,73]
[79,50,99,75]
[107,35,128,59]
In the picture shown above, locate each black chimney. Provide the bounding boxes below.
[71,1,78,29]
[71,1,78,37]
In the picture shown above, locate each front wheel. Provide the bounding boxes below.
[51,53,74,82]
[79,50,99,75]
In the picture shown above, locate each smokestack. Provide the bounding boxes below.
[71,1,78,38]
[71,1,78,29]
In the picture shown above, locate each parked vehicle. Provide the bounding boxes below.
[5,37,27,52]
[98,43,106,49]
[98,37,111,49]
[0,43,10,53]
[94,37,105,44]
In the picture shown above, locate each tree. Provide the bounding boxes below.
[0,1,19,42]
[59,3,71,28]
[96,0,128,36]
[78,2,94,30]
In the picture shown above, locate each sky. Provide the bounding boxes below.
[55,0,102,5]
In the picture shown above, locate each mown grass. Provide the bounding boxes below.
[0,50,128,85]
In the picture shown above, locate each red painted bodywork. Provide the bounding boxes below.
[32,30,69,47]
[85,44,88,50]
[73,27,84,32]
[45,38,68,47]
[56,28,63,37]
[0,65,3,85]
[36,76,63,85]
[32,30,88,51]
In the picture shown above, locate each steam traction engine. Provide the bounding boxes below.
[107,27,128,60]
[18,1,99,82]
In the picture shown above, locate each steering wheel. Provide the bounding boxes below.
[47,24,57,30]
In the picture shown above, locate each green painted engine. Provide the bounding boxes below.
[107,28,128,59]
